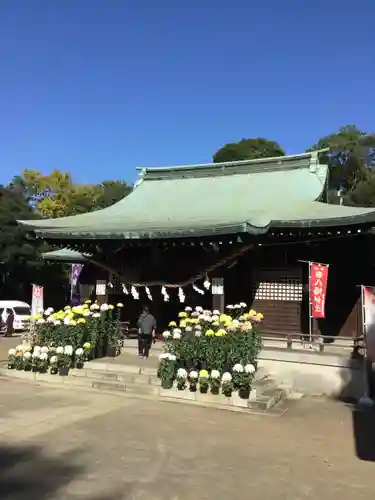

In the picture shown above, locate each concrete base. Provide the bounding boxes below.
[259,348,365,400]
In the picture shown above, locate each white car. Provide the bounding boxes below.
[0,301,31,332]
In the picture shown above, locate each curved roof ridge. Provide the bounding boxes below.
[136,148,329,173]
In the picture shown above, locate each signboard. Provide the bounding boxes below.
[362,286,375,359]
[31,284,44,316]
[309,263,329,318]
[212,278,224,295]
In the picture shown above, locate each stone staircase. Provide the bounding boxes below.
[0,354,297,415]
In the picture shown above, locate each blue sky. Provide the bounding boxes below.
[0,0,374,186]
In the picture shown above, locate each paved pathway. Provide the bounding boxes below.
[0,377,374,500]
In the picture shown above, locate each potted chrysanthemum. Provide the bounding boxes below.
[210,370,221,395]
[49,355,58,374]
[7,349,16,369]
[23,351,32,371]
[232,363,256,398]
[83,342,93,361]
[58,345,73,375]
[75,347,85,368]
[221,372,233,397]
[176,368,187,390]
[188,370,198,392]
[39,352,49,373]
[159,353,176,389]
[199,369,209,393]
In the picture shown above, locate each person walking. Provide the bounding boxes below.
[137,305,156,359]
[5,309,14,337]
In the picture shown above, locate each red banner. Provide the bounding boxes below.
[309,263,329,318]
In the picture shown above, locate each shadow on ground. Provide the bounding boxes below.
[0,444,122,500]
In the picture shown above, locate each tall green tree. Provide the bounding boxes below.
[308,125,375,205]
[213,138,285,163]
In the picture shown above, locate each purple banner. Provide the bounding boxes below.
[70,264,84,304]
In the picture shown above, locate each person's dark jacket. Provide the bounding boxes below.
[137,312,156,335]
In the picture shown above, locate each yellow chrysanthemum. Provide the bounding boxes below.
[85,300,92,304]
[178,311,187,318]
[32,313,41,320]
[199,370,209,378]
[179,320,187,328]
[212,321,219,326]
[215,329,227,337]
[243,312,249,320]
[249,309,256,316]
[205,329,214,337]
[169,321,177,327]
[256,312,264,320]
[77,318,86,324]
[69,320,77,326]
[108,304,114,310]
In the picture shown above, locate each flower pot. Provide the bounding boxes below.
[24,366,31,372]
[200,385,209,394]
[32,366,39,373]
[76,361,84,369]
[7,364,14,370]
[95,346,105,359]
[161,379,173,390]
[106,345,117,358]
[239,388,250,400]
[189,382,197,392]
[211,386,220,395]
[59,366,70,376]
[50,367,58,375]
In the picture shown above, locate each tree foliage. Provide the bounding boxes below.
[213,137,285,163]
[308,125,375,205]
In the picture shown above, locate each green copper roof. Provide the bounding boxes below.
[42,248,89,262]
[18,150,375,239]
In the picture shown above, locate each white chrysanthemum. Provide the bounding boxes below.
[173,331,181,340]
[56,346,64,354]
[240,302,247,308]
[195,324,202,330]
[8,348,16,356]
[173,328,182,334]
[162,330,171,339]
[75,348,84,356]
[189,370,199,379]
[226,304,234,310]
[63,317,70,325]
[195,306,203,313]
[244,364,256,374]
[234,304,241,309]
[100,303,109,311]
[92,312,101,318]
[36,318,45,324]
[233,363,244,372]
[198,314,205,321]
[33,345,41,353]
[40,352,48,360]
[167,354,176,361]
[211,315,219,321]
[16,344,23,351]
[24,351,32,360]
[32,351,40,358]
[222,372,232,382]
[41,346,49,353]
[232,319,240,326]
[203,310,212,316]
[50,355,58,364]
[159,353,169,360]
[210,370,220,379]
[177,368,187,379]
[54,320,61,326]
[44,310,51,317]
[185,306,192,312]
[37,307,44,314]
[47,316,55,322]
[191,311,199,318]
[194,330,201,337]
[185,326,193,332]
[213,309,220,315]
[238,315,245,321]
[90,303,100,311]
[204,315,213,322]
[64,345,73,355]
[83,311,91,317]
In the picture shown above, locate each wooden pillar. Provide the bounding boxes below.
[212,277,225,313]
